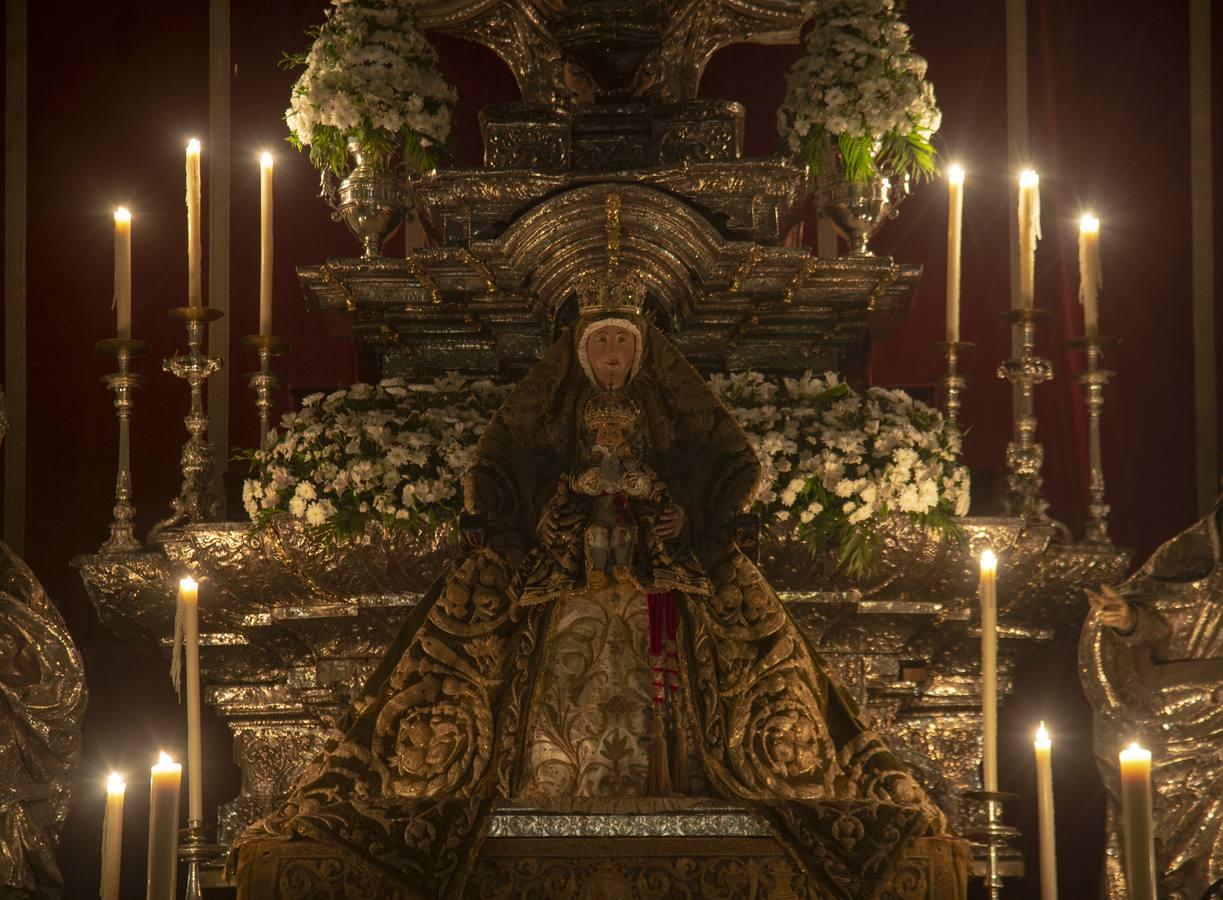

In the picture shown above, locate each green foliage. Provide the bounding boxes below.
[800,124,937,186]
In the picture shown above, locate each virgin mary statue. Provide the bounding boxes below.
[237,270,949,898]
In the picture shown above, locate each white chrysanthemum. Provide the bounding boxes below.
[778,0,941,176]
[287,0,456,166]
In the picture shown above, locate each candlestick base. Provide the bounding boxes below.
[242,334,291,449]
[179,819,221,900]
[150,308,225,545]
[930,341,975,429]
[95,339,151,554]
[998,309,1054,520]
[1069,335,1120,546]
[964,790,1023,900]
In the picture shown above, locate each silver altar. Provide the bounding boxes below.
[76,0,1135,891]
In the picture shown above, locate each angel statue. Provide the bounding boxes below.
[0,391,86,899]
[1082,503,1223,900]
[235,267,951,899]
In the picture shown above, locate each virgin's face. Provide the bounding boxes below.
[585,325,637,389]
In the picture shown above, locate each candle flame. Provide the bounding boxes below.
[1119,741,1151,764]
[260,151,274,169]
[157,751,173,766]
[1019,169,1039,189]
[1036,721,1050,743]
[107,772,125,794]
[1080,213,1100,234]
[186,138,201,156]
[114,207,132,224]
[947,164,965,185]
[980,548,997,570]
[179,576,198,592]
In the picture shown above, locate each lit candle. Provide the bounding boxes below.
[147,752,181,900]
[259,152,274,336]
[179,577,203,824]
[1017,169,1041,309]
[945,164,965,343]
[100,772,125,900]
[1119,742,1157,900]
[114,208,132,340]
[1079,213,1101,338]
[1034,723,1058,900]
[979,549,998,792]
[186,139,202,307]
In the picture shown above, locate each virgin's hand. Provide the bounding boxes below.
[540,504,584,544]
[1086,585,1137,633]
[657,503,685,541]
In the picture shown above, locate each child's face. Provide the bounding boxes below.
[594,423,625,450]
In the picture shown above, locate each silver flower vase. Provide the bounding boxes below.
[325,140,408,258]
[818,175,909,256]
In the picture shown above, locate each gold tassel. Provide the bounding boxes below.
[647,705,672,797]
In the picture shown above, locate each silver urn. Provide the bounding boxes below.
[326,140,409,258]
[818,175,909,257]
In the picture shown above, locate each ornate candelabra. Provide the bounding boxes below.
[150,307,224,543]
[1070,335,1117,544]
[931,340,974,429]
[241,334,290,448]
[997,309,1054,519]
[96,338,151,553]
[964,790,1022,900]
[179,821,219,900]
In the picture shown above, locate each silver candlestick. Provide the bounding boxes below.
[149,307,224,543]
[241,334,291,448]
[1070,335,1118,545]
[964,790,1022,900]
[179,819,219,900]
[997,309,1054,519]
[931,340,974,429]
[96,338,150,553]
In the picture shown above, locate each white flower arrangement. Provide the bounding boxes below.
[709,371,968,576]
[242,375,509,538]
[778,0,941,184]
[244,370,968,576]
[285,0,457,175]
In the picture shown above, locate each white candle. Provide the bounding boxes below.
[147,752,181,900]
[979,549,999,792]
[1119,742,1157,900]
[114,208,132,340]
[1079,213,1101,338]
[179,577,204,823]
[259,152,274,336]
[1017,169,1041,309]
[186,139,202,307]
[100,772,125,900]
[1034,723,1058,900]
[945,164,965,343]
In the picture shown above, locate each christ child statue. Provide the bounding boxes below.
[569,391,660,590]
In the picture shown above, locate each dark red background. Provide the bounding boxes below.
[3,1,1221,897]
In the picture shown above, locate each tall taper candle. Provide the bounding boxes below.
[259,152,274,336]
[179,577,203,823]
[1034,723,1058,900]
[186,139,202,307]
[1017,170,1041,309]
[146,752,181,900]
[1079,213,1101,337]
[945,164,965,343]
[114,208,132,340]
[1119,743,1157,900]
[100,773,125,900]
[979,549,999,792]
